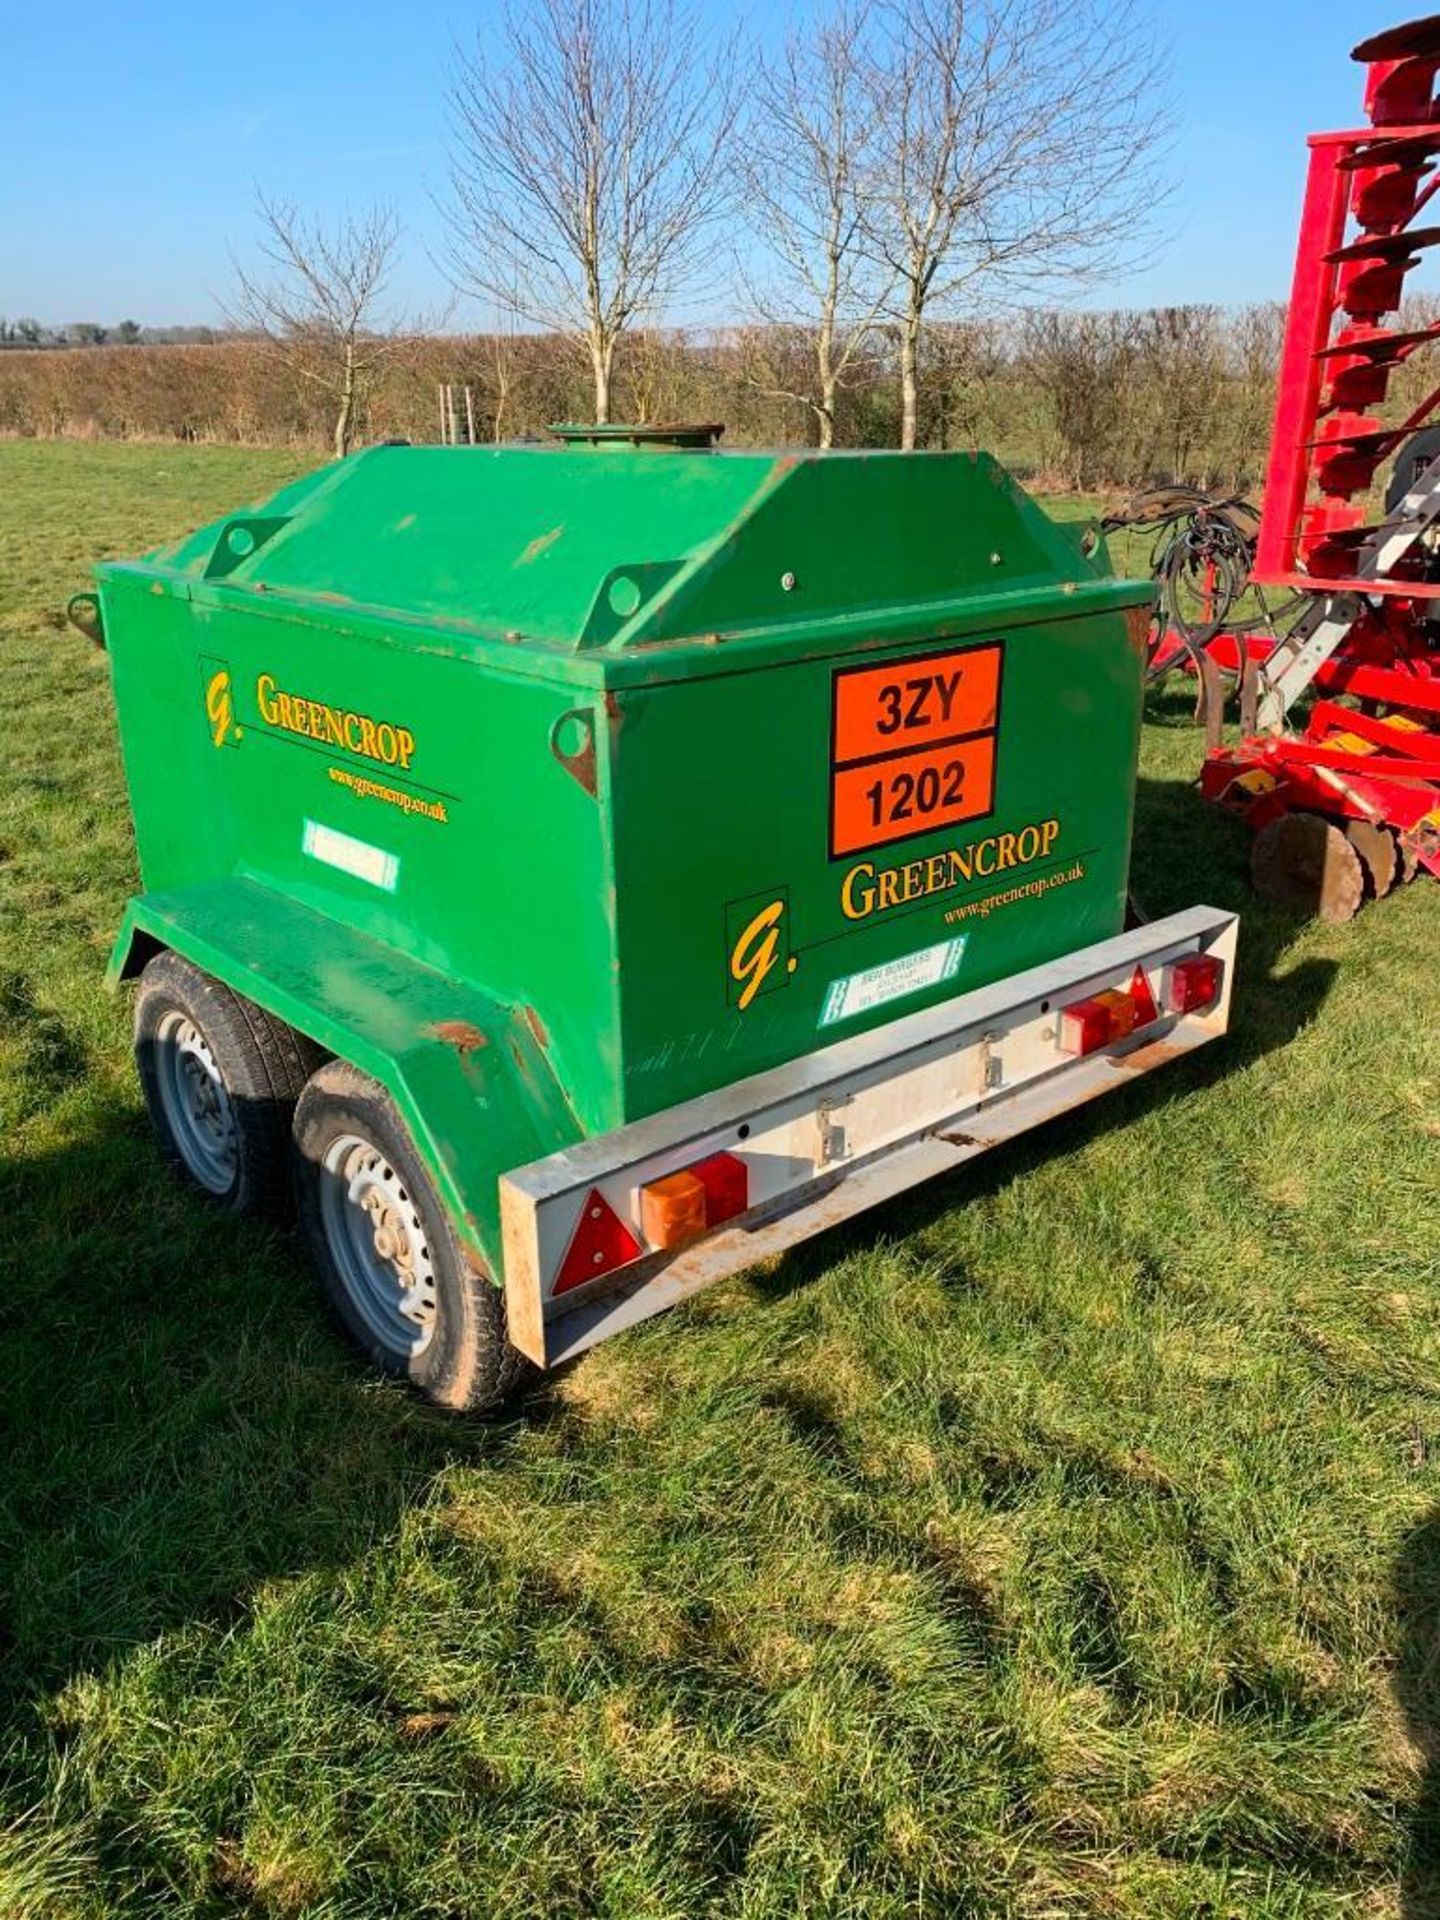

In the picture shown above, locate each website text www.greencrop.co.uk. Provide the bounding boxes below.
[943,860,1086,924]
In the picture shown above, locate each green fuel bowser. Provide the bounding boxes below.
[89,425,1236,1410]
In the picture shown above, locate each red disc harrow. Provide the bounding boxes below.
[1138,14,1440,918]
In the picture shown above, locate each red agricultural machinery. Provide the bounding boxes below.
[1116,13,1440,920]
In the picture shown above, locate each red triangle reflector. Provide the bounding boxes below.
[1129,965,1159,1027]
[553,1188,643,1296]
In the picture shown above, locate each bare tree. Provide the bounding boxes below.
[741,1,893,447]
[1220,301,1285,492]
[862,0,1168,450]
[728,321,838,442]
[1131,306,1226,487]
[917,316,1004,449]
[443,0,739,424]
[231,196,425,459]
[624,327,706,425]
[1019,307,1139,490]
[481,292,523,445]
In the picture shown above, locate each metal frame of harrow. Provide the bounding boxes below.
[1182,16,1440,888]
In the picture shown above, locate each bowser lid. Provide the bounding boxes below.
[546,420,725,450]
[110,440,1146,653]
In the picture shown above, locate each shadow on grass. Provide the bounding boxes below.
[0,1104,545,1727]
[1138,678,1208,732]
[1396,1513,1440,1916]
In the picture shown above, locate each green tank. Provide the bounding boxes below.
[87,429,1235,1406]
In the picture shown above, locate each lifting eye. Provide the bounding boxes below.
[549,707,597,796]
[607,574,642,617]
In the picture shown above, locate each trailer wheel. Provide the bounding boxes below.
[135,951,322,1213]
[292,1060,529,1412]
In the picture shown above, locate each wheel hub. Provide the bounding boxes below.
[320,1135,438,1360]
[155,1011,239,1192]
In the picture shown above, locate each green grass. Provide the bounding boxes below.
[2,440,1439,1918]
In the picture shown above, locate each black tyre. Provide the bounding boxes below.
[135,950,323,1213]
[292,1060,529,1412]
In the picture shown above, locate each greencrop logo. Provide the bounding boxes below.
[726,889,796,1011]
[840,815,1061,920]
[255,672,416,770]
[203,664,236,748]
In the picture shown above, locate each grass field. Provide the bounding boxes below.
[1,440,1439,1919]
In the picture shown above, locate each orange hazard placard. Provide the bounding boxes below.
[832,736,997,857]
[830,641,1003,858]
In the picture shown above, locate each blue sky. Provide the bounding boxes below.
[0,0,1403,328]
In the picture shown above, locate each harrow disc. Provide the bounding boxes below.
[1346,819,1399,899]
[1251,813,1366,923]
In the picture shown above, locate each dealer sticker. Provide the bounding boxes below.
[819,935,967,1027]
[302,818,399,892]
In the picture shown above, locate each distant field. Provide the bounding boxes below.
[2,440,1439,1918]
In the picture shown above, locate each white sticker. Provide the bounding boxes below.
[302,818,399,892]
[820,935,967,1027]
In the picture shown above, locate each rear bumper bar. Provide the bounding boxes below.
[500,907,1238,1369]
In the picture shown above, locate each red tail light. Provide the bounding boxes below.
[1058,966,1159,1057]
[1060,989,1130,1055]
[691,1151,749,1225]
[640,1151,749,1251]
[1059,995,1114,1056]
[1165,952,1223,1013]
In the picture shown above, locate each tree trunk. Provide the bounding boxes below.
[816,312,836,450]
[334,342,357,459]
[899,313,920,453]
[817,362,837,450]
[591,334,613,425]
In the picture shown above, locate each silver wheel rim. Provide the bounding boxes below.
[319,1133,438,1360]
[155,1009,239,1193]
